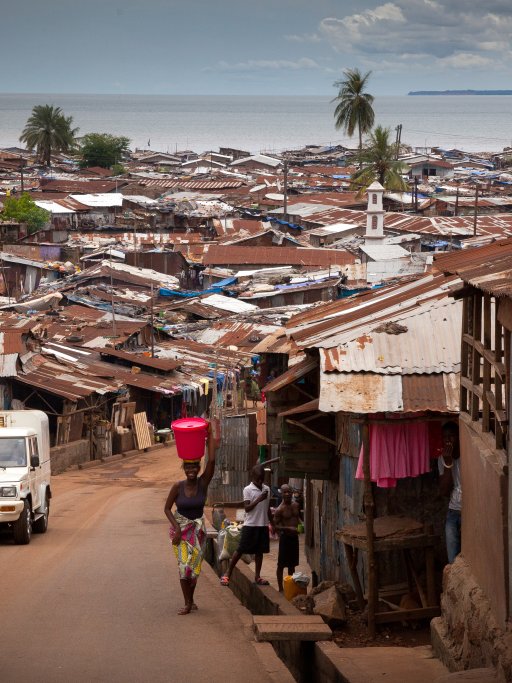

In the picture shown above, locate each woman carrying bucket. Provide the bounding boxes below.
[164,418,220,615]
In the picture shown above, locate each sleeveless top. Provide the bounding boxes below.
[176,479,207,520]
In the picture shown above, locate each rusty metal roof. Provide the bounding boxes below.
[288,273,460,349]
[318,371,459,414]
[434,238,512,296]
[203,245,356,267]
[318,297,462,372]
[98,348,182,371]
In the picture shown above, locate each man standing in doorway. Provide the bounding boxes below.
[220,464,274,586]
[439,421,461,563]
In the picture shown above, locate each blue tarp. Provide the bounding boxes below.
[159,277,237,298]
[262,216,303,230]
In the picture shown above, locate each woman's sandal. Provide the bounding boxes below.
[178,605,192,615]
[220,575,230,586]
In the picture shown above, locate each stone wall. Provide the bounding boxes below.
[431,557,512,683]
[50,439,90,474]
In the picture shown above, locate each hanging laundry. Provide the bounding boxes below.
[356,422,431,488]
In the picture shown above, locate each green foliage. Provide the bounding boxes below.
[1,193,50,233]
[20,105,78,166]
[79,133,131,169]
[333,69,375,163]
[111,163,126,176]
[350,125,407,195]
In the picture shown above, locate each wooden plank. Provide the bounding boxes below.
[254,616,327,624]
[253,616,332,642]
[374,606,440,624]
[131,411,152,450]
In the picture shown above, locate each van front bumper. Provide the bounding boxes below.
[0,500,24,522]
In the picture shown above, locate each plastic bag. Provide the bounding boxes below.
[220,523,241,560]
[217,529,227,562]
[292,572,310,587]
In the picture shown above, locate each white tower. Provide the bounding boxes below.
[364,181,385,244]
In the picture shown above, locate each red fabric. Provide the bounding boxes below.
[356,422,431,488]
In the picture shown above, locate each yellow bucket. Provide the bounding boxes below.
[283,575,307,601]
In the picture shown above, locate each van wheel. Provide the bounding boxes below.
[13,500,32,545]
[33,494,49,534]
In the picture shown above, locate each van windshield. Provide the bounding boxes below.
[0,438,27,467]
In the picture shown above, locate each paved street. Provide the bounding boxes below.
[0,447,277,683]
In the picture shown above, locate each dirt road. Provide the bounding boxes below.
[0,447,276,683]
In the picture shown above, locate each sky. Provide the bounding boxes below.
[2,0,512,96]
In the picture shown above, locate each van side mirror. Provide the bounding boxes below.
[30,455,40,468]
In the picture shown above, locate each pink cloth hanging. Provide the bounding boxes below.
[356,422,431,488]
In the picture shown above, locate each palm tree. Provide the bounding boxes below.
[20,105,78,166]
[350,125,407,195]
[333,68,375,163]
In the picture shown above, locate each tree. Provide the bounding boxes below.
[1,193,50,233]
[20,105,78,166]
[350,125,407,195]
[333,68,375,164]
[79,133,131,169]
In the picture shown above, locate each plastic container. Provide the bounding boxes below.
[283,575,307,601]
[171,417,208,460]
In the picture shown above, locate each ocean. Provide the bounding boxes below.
[0,93,511,156]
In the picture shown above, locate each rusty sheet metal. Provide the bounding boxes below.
[402,373,459,412]
[98,349,181,371]
[435,238,512,297]
[319,372,403,413]
[262,356,317,393]
[203,245,356,267]
[319,370,458,414]
[288,273,460,348]
[0,331,24,354]
[319,297,462,372]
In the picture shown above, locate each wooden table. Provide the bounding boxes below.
[336,516,440,627]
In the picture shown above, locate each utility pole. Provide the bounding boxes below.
[395,124,402,160]
[473,185,479,236]
[454,184,459,217]
[414,176,419,213]
[109,246,117,339]
[150,283,155,358]
[283,159,288,222]
[19,156,24,193]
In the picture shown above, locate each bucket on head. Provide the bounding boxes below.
[171,417,208,461]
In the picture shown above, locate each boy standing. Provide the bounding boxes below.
[221,464,274,586]
[273,484,302,592]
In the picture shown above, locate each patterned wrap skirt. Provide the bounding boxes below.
[169,511,207,583]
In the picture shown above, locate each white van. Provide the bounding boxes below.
[0,410,52,544]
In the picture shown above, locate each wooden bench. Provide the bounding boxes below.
[253,615,332,642]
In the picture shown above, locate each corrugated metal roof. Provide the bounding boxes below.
[319,297,462,371]
[203,245,355,267]
[289,273,460,348]
[435,237,512,296]
[99,349,181,371]
[318,371,459,414]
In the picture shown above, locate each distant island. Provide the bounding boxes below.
[408,89,512,96]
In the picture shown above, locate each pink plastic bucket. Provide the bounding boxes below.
[171,417,208,461]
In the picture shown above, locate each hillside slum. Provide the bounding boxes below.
[2,141,512,676]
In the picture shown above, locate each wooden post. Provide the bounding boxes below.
[362,421,376,638]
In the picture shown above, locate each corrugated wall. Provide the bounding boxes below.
[208,414,251,504]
